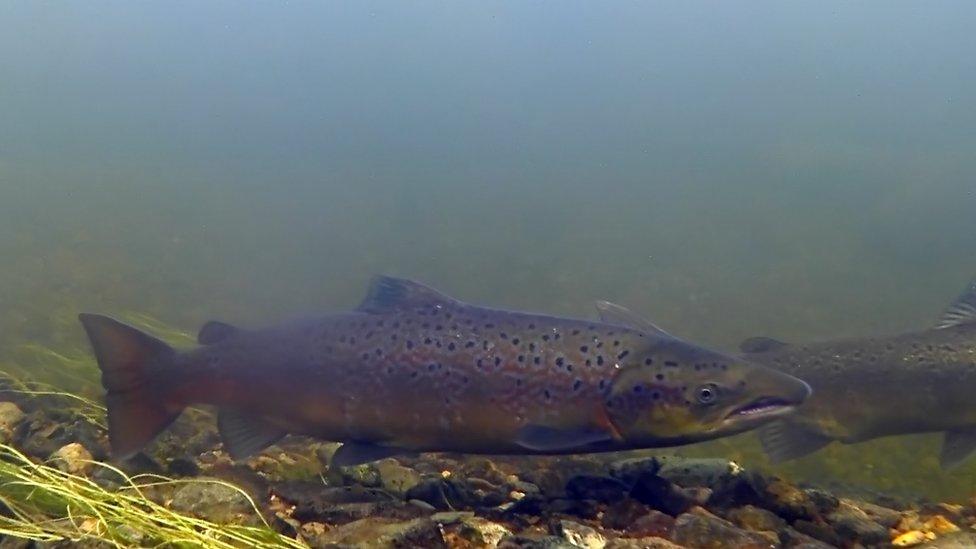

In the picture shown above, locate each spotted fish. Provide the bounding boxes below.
[78,276,810,466]
[741,275,976,468]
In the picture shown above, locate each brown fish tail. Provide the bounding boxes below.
[78,314,182,459]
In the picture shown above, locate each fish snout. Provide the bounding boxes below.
[723,366,811,425]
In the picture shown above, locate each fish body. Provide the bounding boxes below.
[741,276,976,467]
[80,276,810,465]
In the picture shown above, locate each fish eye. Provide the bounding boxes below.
[695,383,719,404]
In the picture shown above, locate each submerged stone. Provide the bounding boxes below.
[169,479,256,524]
[50,442,94,476]
[672,507,777,549]
[550,519,606,549]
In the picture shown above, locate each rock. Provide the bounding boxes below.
[923,514,960,535]
[854,499,902,528]
[629,473,696,516]
[166,456,200,477]
[672,507,778,549]
[550,519,606,549]
[375,458,422,497]
[405,477,476,510]
[918,531,976,548]
[893,530,936,547]
[657,457,745,489]
[272,482,420,523]
[330,462,381,487]
[627,509,676,538]
[726,504,787,533]
[565,475,630,503]
[778,526,837,548]
[604,538,684,549]
[826,500,889,545]
[450,516,513,547]
[549,498,600,519]
[50,443,94,476]
[315,515,450,548]
[752,477,825,522]
[791,520,841,547]
[601,499,650,530]
[169,479,256,524]
[0,401,25,443]
[608,457,663,484]
[498,534,578,548]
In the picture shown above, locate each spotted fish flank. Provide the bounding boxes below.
[78,276,810,465]
[744,274,976,468]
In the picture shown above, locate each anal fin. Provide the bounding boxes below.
[756,420,832,463]
[331,442,415,467]
[514,424,613,452]
[217,409,287,460]
[940,429,976,469]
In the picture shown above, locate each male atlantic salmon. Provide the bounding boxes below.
[740,275,976,468]
[79,276,810,466]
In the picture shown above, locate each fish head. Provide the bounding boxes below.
[604,341,811,446]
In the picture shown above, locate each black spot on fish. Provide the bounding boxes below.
[447,342,456,351]
[573,379,582,391]
[544,389,552,400]
[588,325,596,331]
[516,378,523,386]
[617,350,630,360]
[644,358,653,366]
[542,335,550,341]
[365,331,374,340]
[406,340,414,349]
[655,373,664,381]
[517,355,525,362]
[529,342,536,351]
[554,333,561,340]
[651,391,660,400]
[435,324,443,331]
[613,340,620,347]
[483,341,489,350]
[361,352,370,361]
[465,341,475,348]
[566,364,574,372]
[572,329,580,336]
[428,363,437,371]
[585,359,592,366]
[477,359,484,368]
[528,323,536,329]
[580,345,589,353]
[391,334,398,341]
[494,357,502,366]
[555,357,564,367]
[485,323,495,329]
[533,356,541,365]
[597,356,604,366]
[720,364,728,370]
[424,337,432,345]
[411,371,418,378]
[633,384,643,393]
[375,348,383,356]
[512,338,520,345]
[664,361,678,367]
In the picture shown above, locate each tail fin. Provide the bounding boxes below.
[78,313,182,459]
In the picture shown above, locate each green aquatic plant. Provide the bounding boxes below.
[0,443,305,548]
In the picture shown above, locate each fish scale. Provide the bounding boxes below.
[78,276,810,465]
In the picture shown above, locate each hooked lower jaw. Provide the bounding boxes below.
[725,397,798,423]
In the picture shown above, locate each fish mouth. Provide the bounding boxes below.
[725,397,797,422]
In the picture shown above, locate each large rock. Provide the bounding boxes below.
[672,507,778,549]
[0,401,25,443]
[565,475,630,503]
[50,443,94,477]
[375,458,422,497]
[315,512,470,548]
[604,538,684,549]
[169,479,256,524]
[550,519,606,549]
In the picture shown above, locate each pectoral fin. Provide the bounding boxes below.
[756,420,832,463]
[936,276,976,329]
[331,442,416,467]
[514,424,613,452]
[739,336,790,354]
[217,409,287,460]
[940,429,976,469]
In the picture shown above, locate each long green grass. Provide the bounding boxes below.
[0,443,305,548]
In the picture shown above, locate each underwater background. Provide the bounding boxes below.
[1,0,976,507]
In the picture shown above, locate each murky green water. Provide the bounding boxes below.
[2,2,976,501]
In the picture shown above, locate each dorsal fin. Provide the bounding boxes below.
[739,336,790,354]
[594,300,672,338]
[936,276,976,329]
[357,276,461,314]
[198,321,241,345]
